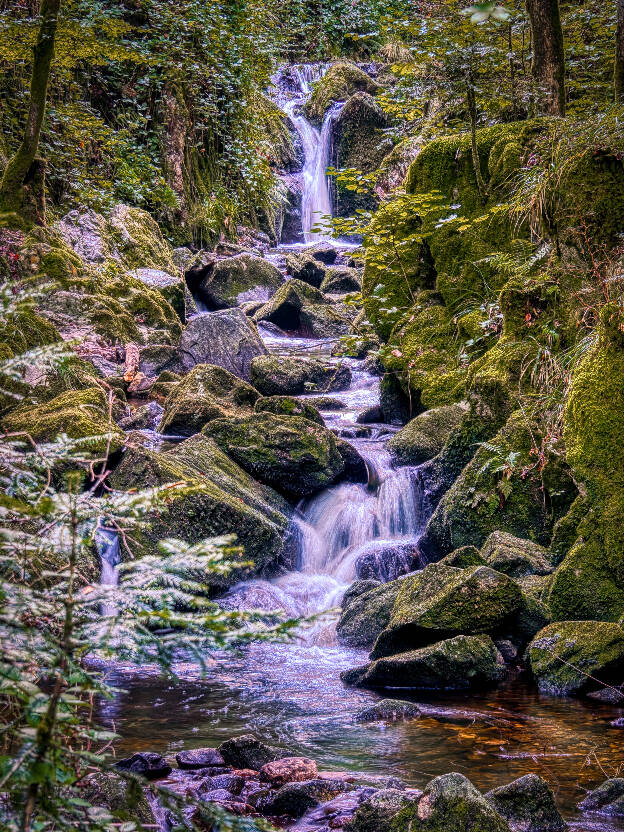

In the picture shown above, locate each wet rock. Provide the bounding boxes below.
[371,563,523,659]
[254,395,324,425]
[392,772,512,832]
[115,751,172,780]
[197,253,284,309]
[481,531,554,578]
[259,757,318,787]
[354,699,422,723]
[202,788,244,804]
[321,266,362,294]
[354,540,422,583]
[257,778,349,819]
[578,777,624,816]
[128,267,185,320]
[179,308,268,379]
[286,252,327,288]
[176,747,226,770]
[139,344,184,377]
[306,396,347,411]
[305,62,380,124]
[309,242,338,265]
[356,405,384,424]
[341,579,381,609]
[118,400,162,431]
[344,788,420,832]
[529,621,624,696]
[158,363,259,436]
[218,735,286,771]
[209,774,245,794]
[387,403,467,466]
[203,412,345,498]
[349,635,505,691]
[485,773,566,832]
[337,578,404,648]
[250,355,351,396]
[335,436,369,483]
[587,688,624,703]
[440,545,485,568]
[253,279,352,338]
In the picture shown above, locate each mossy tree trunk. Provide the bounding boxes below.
[466,80,487,204]
[616,0,624,102]
[0,0,61,227]
[525,0,566,116]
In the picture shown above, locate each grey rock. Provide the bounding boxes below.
[179,309,267,379]
[485,773,566,832]
[218,735,286,771]
[579,778,624,816]
[115,751,172,780]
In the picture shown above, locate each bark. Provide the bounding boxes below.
[163,84,189,220]
[525,0,565,116]
[466,82,487,205]
[616,0,624,103]
[124,343,140,382]
[0,0,61,223]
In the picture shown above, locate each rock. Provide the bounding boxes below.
[250,355,351,396]
[218,735,286,771]
[354,540,423,582]
[355,699,422,723]
[529,621,624,696]
[139,344,183,377]
[335,436,369,483]
[309,242,338,264]
[192,253,284,309]
[370,563,523,659]
[356,405,384,424]
[118,400,162,431]
[588,688,624,703]
[257,779,348,818]
[485,773,566,832]
[253,279,352,338]
[79,772,154,825]
[578,778,624,816]
[203,412,345,498]
[128,268,185,320]
[345,635,506,691]
[305,62,380,123]
[341,579,380,608]
[254,395,324,424]
[388,403,467,466]
[392,772,512,832]
[440,545,485,568]
[115,751,172,780]
[321,266,362,294]
[172,246,194,270]
[481,531,554,578]
[176,747,226,770]
[158,363,260,436]
[344,788,420,832]
[285,252,327,288]
[337,578,404,648]
[109,435,294,582]
[259,757,318,787]
[306,396,347,410]
[201,788,245,805]
[209,774,245,794]
[179,309,268,379]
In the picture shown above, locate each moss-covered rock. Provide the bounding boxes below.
[388,402,468,465]
[179,308,268,379]
[320,266,362,294]
[253,279,351,338]
[254,395,323,424]
[336,578,404,648]
[109,434,294,581]
[202,412,345,498]
[79,772,154,826]
[158,363,259,436]
[529,620,624,696]
[371,563,523,659]
[439,546,485,569]
[285,252,326,288]
[345,635,506,691]
[305,62,380,124]
[250,354,351,396]
[480,531,554,578]
[198,253,285,309]
[485,774,566,832]
[344,789,419,832]
[578,778,624,817]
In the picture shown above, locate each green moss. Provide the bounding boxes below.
[107,204,175,273]
[305,62,380,124]
[465,337,535,423]
[439,545,486,568]
[388,402,467,465]
[254,395,323,425]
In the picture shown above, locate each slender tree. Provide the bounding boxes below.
[525,0,566,116]
[616,0,624,102]
[0,0,61,225]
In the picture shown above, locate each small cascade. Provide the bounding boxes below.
[95,526,121,617]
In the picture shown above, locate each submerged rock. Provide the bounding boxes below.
[355,699,422,723]
[179,308,267,379]
[485,773,566,832]
[250,354,351,396]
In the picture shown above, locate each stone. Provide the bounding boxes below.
[321,266,362,294]
[578,778,624,816]
[209,774,245,794]
[335,436,369,483]
[158,363,259,436]
[341,579,380,608]
[370,563,523,659]
[356,405,384,424]
[481,531,554,578]
[354,540,423,583]
[115,751,172,780]
[259,757,318,787]
[257,779,348,818]
[253,279,352,338]
[285,252,327,288]
[529,621,624,696]
[306,396,347,411]
[309,242,338,264]
[305,62,380,123]
[79,772,154,825]
[254,395,324,424]
[179,308,268,379]
[355,699,422,723]
[176,747,226,770]
[128,268,185,319]
[346,635,506,691]
[250,354,351,396]
[344,788,420,832]
[337,578,404,648]
[388,403,467,466]
[194,252,284,309]
[203,412,345,498]
[139,344,183,377]
[485,773,566,832]
[440,546,485,568]
[218,735,286,771]
[118,400,162,431]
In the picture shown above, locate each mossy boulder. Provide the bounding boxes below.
[197,253,285,309]
[578,778,624,817]
[481,531,554,578]
[305,62,380,124]
[370,563,523,659]
[79,772,154,826]
[320,266,362,294]
[202,412,345,498]
[109,434,294,581]
[485,774,566,832]
[336,578,404,648]
[158,364,260,436]
[345,635,506,691]
[179,308,268,379]
[391,773,511,832]
[253,279,351,337]
[285,252,326,288]
[529,620,624,696]
[250,355,351,396]
[254,395,323,424]
[127,268,185,321]
[439,546,485,569]
[344,789,420,832]
[388,402,467,466]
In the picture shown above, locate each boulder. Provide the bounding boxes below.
[345,788,420,832]
[481,531,554,578]
[485,773,566,832]
[355,699,422,723]
[158,363,260,436]
[529,621,624,696]
[250,355,351,396]
[337,578,404,648]
[128,268,185,320]
[321,266,362,294]
[80,772,154,825]
[306,396,347,410]
[440,545,485,568]
[139,344,184,377]
[176,747,226,770]
[370,563,523,659]
[118,400,162,431]
[345,635,506,691]
[285,252,327,288]
[254,395,324,424]
[179,308,267,379]
[115,751,172,780]
[259,757,318,787]
[308,242,338,264]
[253,279,352,337]
[218,735,286,771]
[388,403,467,466]
[354,539,423,582]
[257,778,348,818]
[305,62,380,123]
[203,412,345,498]
[335,435,369,483]
[578,778,624,816]
[194,253,284,309]
[341,579,381,609]
[391,772,512,832]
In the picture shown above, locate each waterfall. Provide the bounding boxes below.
[95,526,120,617]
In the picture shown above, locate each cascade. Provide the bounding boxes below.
[95,526,121,617]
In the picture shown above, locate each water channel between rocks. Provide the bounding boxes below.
[100,324,624,832]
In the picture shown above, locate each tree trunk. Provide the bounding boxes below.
[616,0,624,102]
[466,82,487,204]
[0,0,61,225]
[525,0,566,116]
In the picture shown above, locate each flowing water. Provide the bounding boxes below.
[95,525,121,617]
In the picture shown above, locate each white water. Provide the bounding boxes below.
[95,526,121,617]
